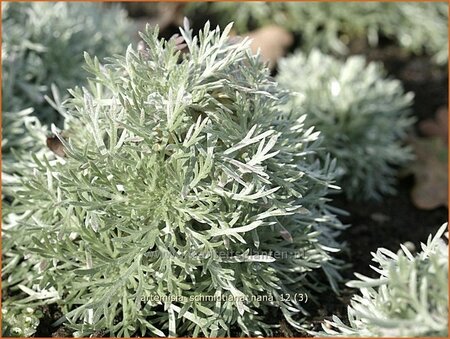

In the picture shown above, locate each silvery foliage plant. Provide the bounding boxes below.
[320,223,448,337]
[1,108,47,193]
[2,1,132,206]
[2,2,132,125]
[1,304,42,337]
[187,2,448,64]
[277,50,415,200]
[4,21,346,337]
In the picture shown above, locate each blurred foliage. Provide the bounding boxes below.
[1,303,43,337]
[1,2,133,197]
[2,5,133,335]
[1,108,47,197]
[277,50,415,201]
[2,2,133,125]
[319,223,448,337]
[186,2,448,64]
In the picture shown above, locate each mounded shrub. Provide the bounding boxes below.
[319,223,448,337]
[2,1,133,200]
[2,2,133,125]
[4,22,345,337]
[277,50,415,200]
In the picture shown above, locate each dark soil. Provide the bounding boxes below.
[35,304,73,337]
[334,175,447,279]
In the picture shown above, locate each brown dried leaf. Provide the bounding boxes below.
[246,25,293,69]
[419,106,448,144]
[410,136,448,210]
[46,134,66,157]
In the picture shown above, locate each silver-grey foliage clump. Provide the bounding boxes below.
[5,22,345,337]
[2,2,133,124]
[319,223,448,337]
[1,304,43,337]
[277,50,415,200]
[2,2,133,198]
[1,108,47,198]
[186,2,448,64]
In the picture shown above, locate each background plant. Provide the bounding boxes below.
[319,222,448,337]
[186,2,448,64]
[4,21,346,337]
[2,3,132,335]
[1,303,43,337]
[276,50,415,200]
[1,1,133,208]
[2,1,133,125]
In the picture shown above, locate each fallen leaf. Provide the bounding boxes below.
[46,134,66,157]
[419,106,448,144]
[245,25,293,69]
[409,136,448,210]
